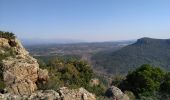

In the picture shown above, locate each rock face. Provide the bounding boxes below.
[0,37,96,100]
[0,87,96,100]
[105,86,129,100]
[0,38,49,95]
[59,87,96,100]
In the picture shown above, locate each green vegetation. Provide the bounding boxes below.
[0,63,5,90]
[0,48,16,61]
[119,64,165,97]
[36,55,170,99]
[0,48,16,90]
[160,73,170,93]
[117,64,170,99]
[0,31,17,90]
[111,74,125,87]
[0,31,15,40]
[37,56,106,96]
[92,38,170,74]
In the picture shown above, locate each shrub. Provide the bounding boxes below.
[119,64,165,97]
[38,57,93,89]
[0,31,15,40]
[160,72,170,96]
[0,62,5,90]
[86,84,106,96]
[111,74,125,87]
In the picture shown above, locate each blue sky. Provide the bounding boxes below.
[0,0,170,41]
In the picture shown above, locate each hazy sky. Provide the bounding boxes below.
[0,0,170,41]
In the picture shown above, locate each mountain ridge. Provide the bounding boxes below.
[92,37,170,74]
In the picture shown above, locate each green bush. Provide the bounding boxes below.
[0,31,15,39]
[37,56,108,96]
[160,72,170,97]
[86,84,106,96]
[119,64,165,98]
[38,57,93,89]
[111,75,125,87]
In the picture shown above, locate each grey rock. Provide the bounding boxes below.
[105,86,129,100]
[59,87,96,100]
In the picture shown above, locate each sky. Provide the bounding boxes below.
[0,0,170,42]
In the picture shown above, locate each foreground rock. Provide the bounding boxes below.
[0,87,96,100]
[0,38,49,95]
[59,87,96,100]
[0,36,96,100]
[0,37,48,95]
[0,90,60,100]
[105,86,129,100]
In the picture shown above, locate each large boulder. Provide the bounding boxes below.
[0,38,49,95]
[105,86,129,100]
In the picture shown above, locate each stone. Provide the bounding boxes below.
[90,78,99,86]
[0,38,49,95]
[59,87,96,100]
[105,86,129,100]
[0,38,10,48]
[0,87,96,100]
[38,69,49,82]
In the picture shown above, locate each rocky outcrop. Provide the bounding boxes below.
[0,38,49,95]
[59,87,96,100]
[0,37,96,100]
[0,87,96,100]
[105,86,129,100]
[0,90,60,100]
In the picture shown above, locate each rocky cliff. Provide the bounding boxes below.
[0,38,48,95]
[0,36,96,100]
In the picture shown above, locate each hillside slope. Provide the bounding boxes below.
[92,37,170,74]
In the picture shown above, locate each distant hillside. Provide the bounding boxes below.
[21,38,85,46]
[92,37,170,74]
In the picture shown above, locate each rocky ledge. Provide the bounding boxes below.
[0,37,96,100]
[0,38,48,95]
[0,87,96,100]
